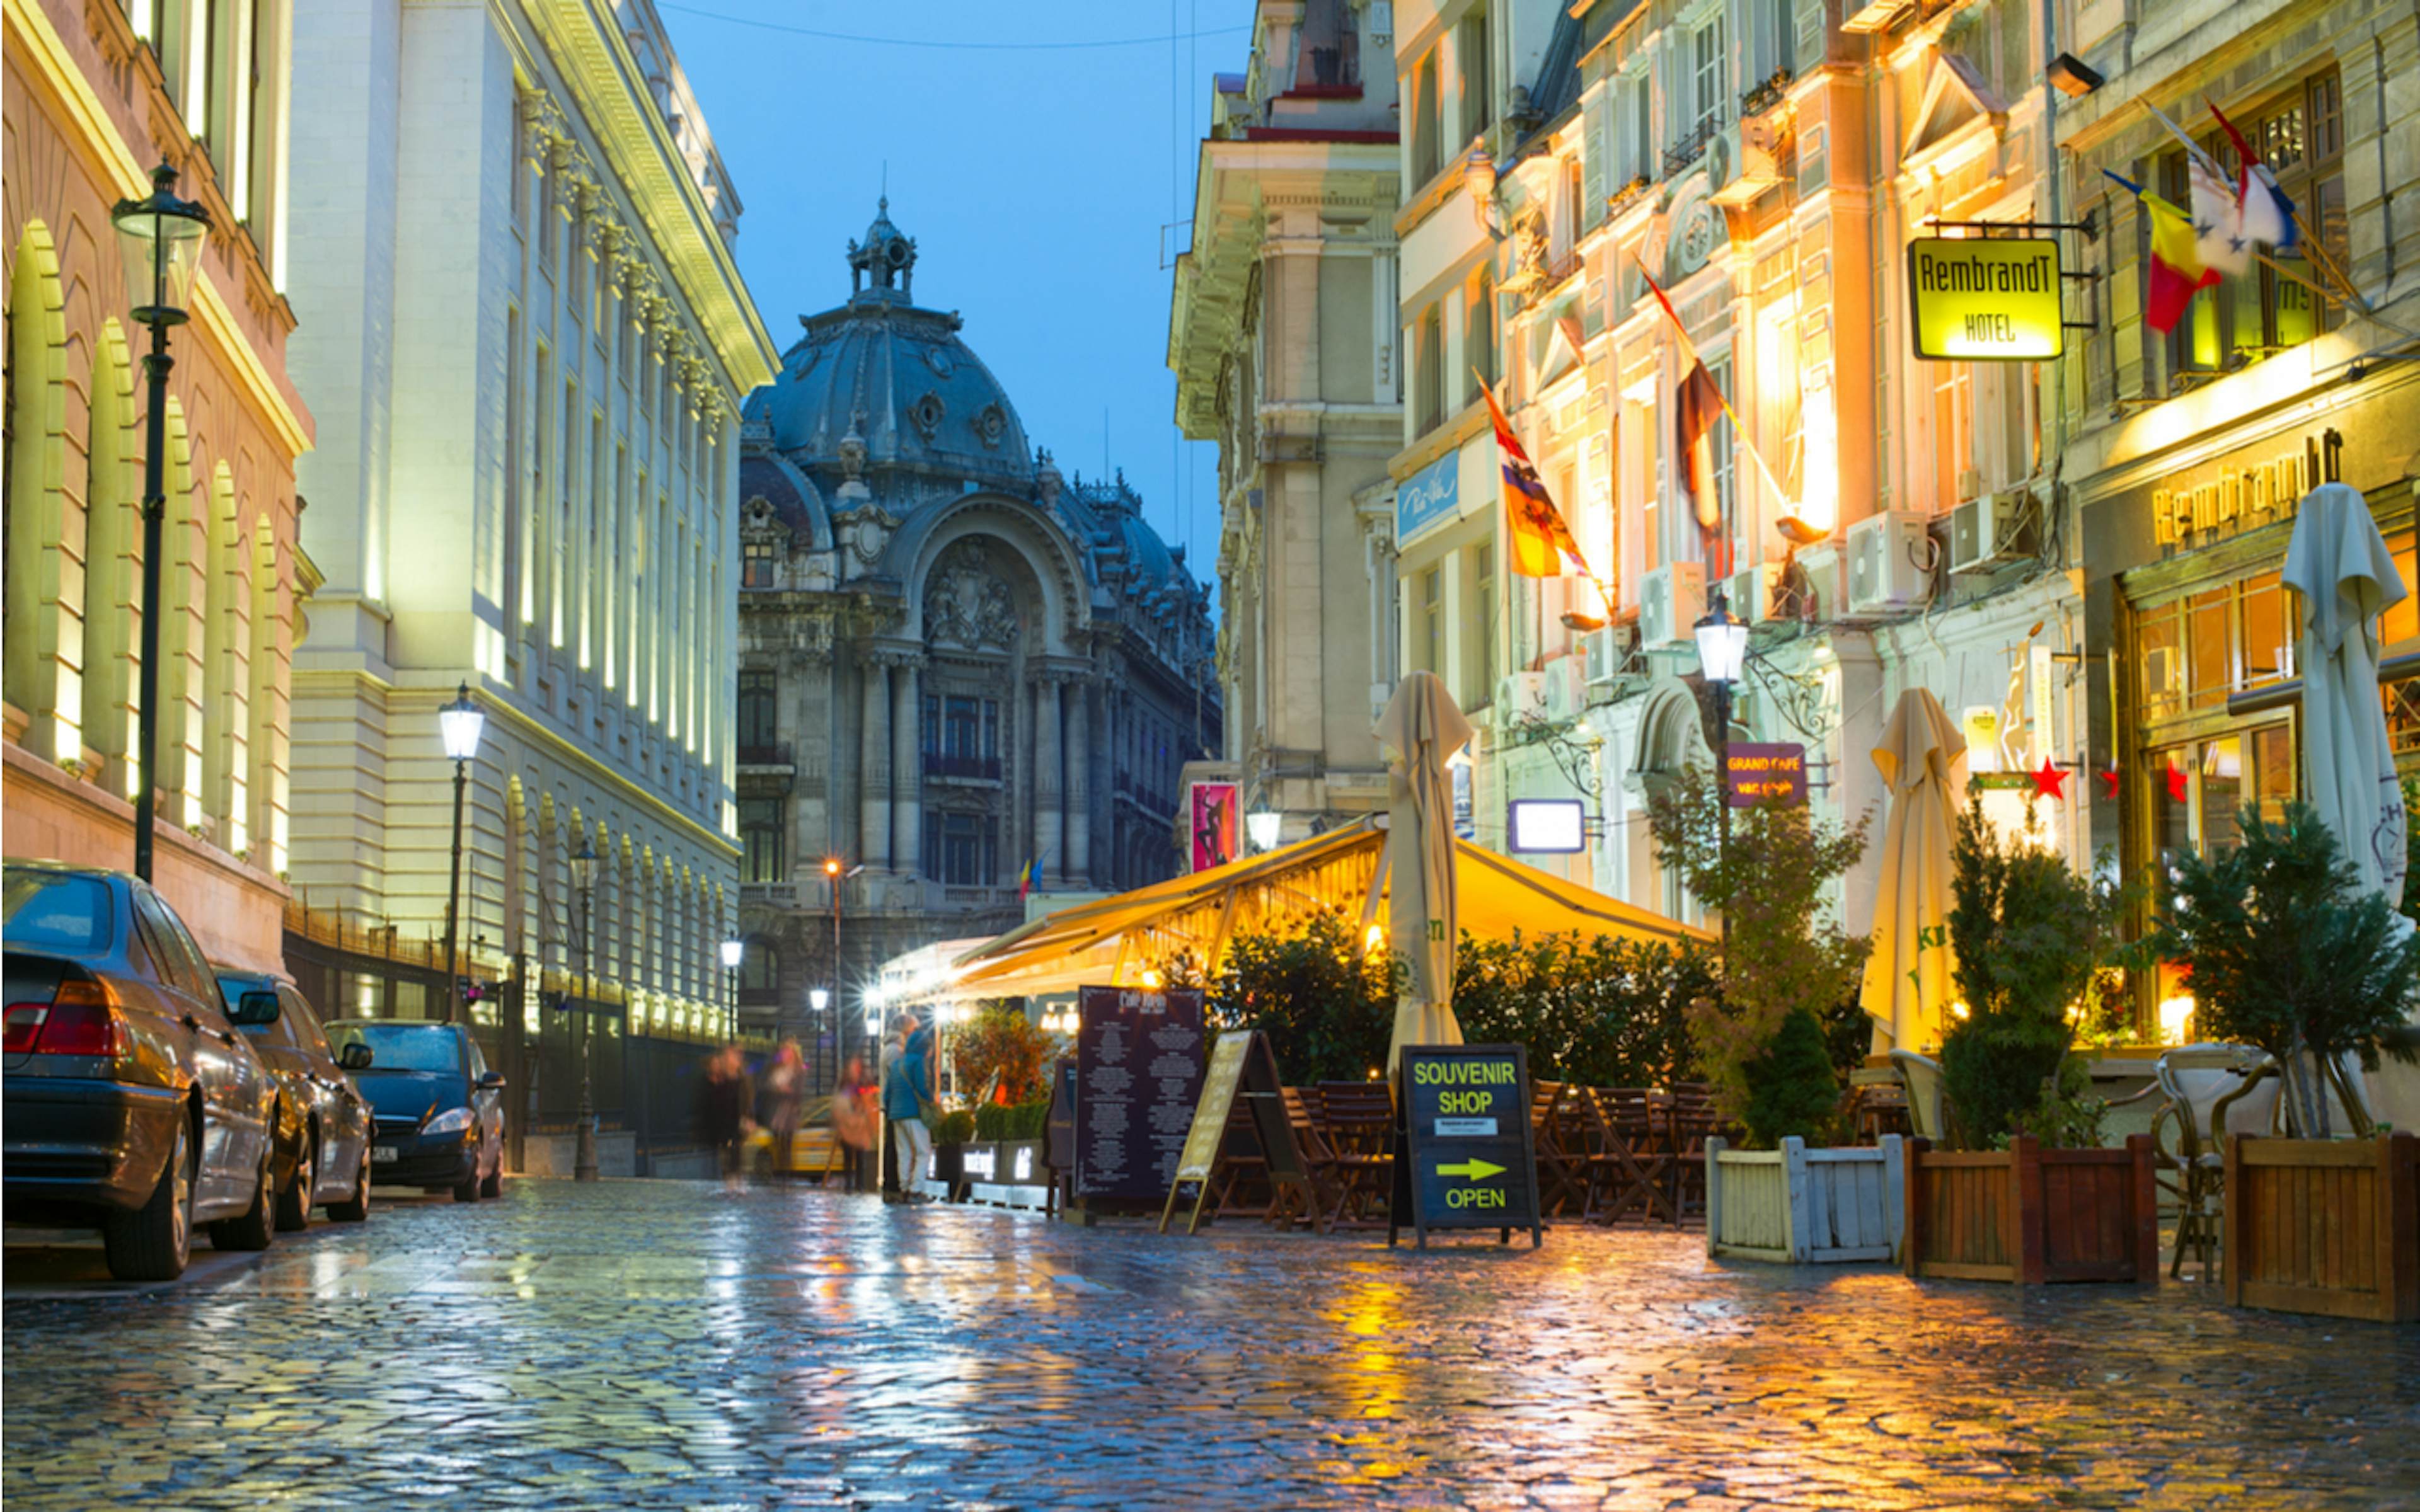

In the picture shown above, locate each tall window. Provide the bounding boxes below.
[739,798,785,884]
[737,941,777,995]
[1691,15,1727,139]
[1463,268,1495,404]
[1930,358,1973,510]
[1466,542,1496,711]
[737,668,777,754]
[2170,69,2348,376]
[1459,11,1492,142]
[924,813,998,885]
[1412,49,1443,185]
[1420,566,1444,674]
[742,537,775,588]
[1414,305,1444,435]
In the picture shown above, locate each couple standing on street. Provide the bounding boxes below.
[880,1014,937,1201]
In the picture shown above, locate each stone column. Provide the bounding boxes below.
[1032,674,1063,888]
[891,655,922,879]
[858,656,890,870]
[1066,676,1092,888]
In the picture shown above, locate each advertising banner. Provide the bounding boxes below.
[1725,742,1809,808]
[1187,781,1239,873]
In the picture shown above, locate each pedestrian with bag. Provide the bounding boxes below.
[882,1014,936,1201]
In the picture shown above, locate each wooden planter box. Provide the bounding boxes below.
[1706,1135,1904,1263]
[2224,1133,2419,1323]
[1904,1134,2157,1285]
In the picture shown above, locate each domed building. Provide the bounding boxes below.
[732,202,1220,1053]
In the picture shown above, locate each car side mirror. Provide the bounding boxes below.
[338,1042,374,1072]
[476,1070,506,1091]
[229,989,282,1027]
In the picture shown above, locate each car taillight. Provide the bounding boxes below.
[3,1003,47,1054]
[24,980,129,1059]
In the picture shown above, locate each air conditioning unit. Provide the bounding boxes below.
[1497,670,1550,723]
[1540,655,1585,723]
[1794,543,1846,625]
[1639,562,1707,648]
[1582,622,1639,684]
[1723,562,1782,624]
[1949,488,2039,576]
[1846,510,1933,617]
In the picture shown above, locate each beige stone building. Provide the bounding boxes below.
[1170,0,1405,849]
[4,0,314,970]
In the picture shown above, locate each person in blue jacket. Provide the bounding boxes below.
[882,1014,936,1201]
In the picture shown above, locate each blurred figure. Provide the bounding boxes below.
[695,1043,753,1191]
[763,1040,804,1176]
[882,1014,935,1202]
[832,1053,877,1191]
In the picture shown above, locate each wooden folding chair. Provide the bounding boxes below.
[1662,1082,1719,1223]
[1583,1087,1676,1224]
[1313,1082,1395,1226]
[1279,1087,1349,1234]
[1528,1080,1586,1217]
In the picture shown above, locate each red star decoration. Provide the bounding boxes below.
[2164,764,2191,805]
[2031,757,2069,801]
[2097,766,2121,801]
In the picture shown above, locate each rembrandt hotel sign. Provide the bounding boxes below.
[1907,238,2063,361]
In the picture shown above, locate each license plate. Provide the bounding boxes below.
[373,1145,399,1163]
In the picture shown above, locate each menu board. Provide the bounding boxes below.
[1073,984,1205,1201]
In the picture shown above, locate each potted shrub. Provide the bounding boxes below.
[1903,799,2158,1285]
[1648,771,1903,1264]
[926,1108,977,1196]
[2164,803,2420,1322]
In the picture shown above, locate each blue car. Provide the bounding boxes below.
[3,862,282,1280]
[323,1021,505,1201]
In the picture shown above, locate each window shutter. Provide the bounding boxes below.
[1582,87,1610,230]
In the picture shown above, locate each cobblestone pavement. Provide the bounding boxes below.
[5,1179,2417,1511]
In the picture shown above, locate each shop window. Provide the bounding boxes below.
[2187,588,2232,711]
[2169,69,2348,377]
[2382,526,2417,650]
[2136,573,2298,723]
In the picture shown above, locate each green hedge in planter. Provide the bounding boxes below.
[974,1099,1050,1143]
[931,1109,977,1146]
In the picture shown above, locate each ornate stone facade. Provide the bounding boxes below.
[734,207,1221,1051]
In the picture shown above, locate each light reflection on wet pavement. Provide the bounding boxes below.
[4,1179,2416,1509]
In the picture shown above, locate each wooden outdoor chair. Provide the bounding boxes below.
[1529,1080,1587,1217]
[1579,1087,1676,1224]
[1279,1087,1351,1234]
[1663,1082,1721,1223]
[2149,1045,2283,1281]
[1312,1082,1396,1226]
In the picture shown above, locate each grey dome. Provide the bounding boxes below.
[742,202,1034,493]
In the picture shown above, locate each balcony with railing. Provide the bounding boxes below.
[737,742,793,770]
[1662,115,1725,181]
[922,750,1003,782]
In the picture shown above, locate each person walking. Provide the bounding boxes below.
[882,1014,935,1202]
[695,1043,753,1191]
[763,1040,804,1177]
[833,1053,877,1192]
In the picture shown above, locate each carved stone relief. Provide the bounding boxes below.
[922,539,1022,650]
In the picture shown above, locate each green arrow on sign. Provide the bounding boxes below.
[1436,1157,1505,1181]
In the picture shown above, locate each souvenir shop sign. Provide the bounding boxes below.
[1390,1043,1544,1250]
[1908,238,2063,361]
[1726,743,1809,808]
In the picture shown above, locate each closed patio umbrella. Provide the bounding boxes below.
[2281,481,2410,928]
[1859,687,1968,1053]
[1377,670,1475,1077]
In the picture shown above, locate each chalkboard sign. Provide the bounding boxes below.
[1389,1042,1543,1249]
[1074,985,1206,1202]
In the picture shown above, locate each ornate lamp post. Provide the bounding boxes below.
[1245,809,1282,854]
[437,682,486,1023]
[570,836,599,1181]
[1693,590,1749,949]
[110,164,209,883]
[809,987,831,1094]
[719,936,744,1041]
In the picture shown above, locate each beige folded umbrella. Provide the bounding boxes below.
[1377,671,1475,1077]
[1860,687,1968,1053]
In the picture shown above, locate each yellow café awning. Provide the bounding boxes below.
[936,816,1715,1004]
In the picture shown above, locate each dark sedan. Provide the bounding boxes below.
[216,970,374,1230]
[325,1020,505,1201]
[3,862,281,1280]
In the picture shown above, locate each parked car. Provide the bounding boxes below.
[215,969,374,1229]
[3,862,280,1280]
[324,1019,505,1201]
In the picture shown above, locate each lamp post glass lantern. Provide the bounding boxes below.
[1246,810,1283,854]
[437,682,485,1024]
[1693,590,1749,947]
[570,837,599,1181]
[110,164,209,883]
[720,937,743,1041]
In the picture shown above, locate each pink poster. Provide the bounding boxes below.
[1189,782,1239,873]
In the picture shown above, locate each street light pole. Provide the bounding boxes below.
[437,683,485,1024]
[823,857,844,1088]
[720,936,743,1044]
[111,165,209,883]
[571,837,599,1182]
[1693,589,1749,952]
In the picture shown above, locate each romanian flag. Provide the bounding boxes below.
[1478,379,1587,579]
[1017,849,1049,902]
[2106,171,2216,335]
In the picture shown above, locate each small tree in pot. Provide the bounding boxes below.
[1940,797,2131,1148]
[2159,802,2419,1137]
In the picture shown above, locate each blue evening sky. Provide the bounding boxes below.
[655,1,1247,596]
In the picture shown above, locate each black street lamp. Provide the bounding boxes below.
[110,163,209,883]
[570,836,599,1182]
[719,936,744,1041]
[1693,589,1750,949]
[437,682,486,1024]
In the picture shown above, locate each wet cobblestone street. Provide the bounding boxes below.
[5,1179,2417,1510]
